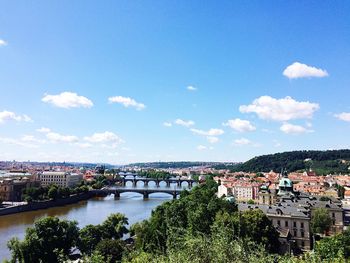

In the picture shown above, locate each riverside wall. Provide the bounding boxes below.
[0,192,95,216]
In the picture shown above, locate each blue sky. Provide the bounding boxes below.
[0,1,349,164]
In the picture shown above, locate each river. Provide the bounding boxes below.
[0,179,192,260]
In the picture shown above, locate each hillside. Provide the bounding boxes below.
[125,161,234,169]
[227,149,350,175]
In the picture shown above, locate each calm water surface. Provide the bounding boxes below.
[0,180,189,260]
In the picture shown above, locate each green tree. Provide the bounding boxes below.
[7,217,79,263]
[94,239,125,263]
[101,213,129,239]
[48,185,59,200]
[78,224,104,255]
[311,208,332,235]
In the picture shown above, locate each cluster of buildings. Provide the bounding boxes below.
[216,170,346,253]
[0,163,89,202]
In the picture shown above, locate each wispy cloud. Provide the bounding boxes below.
[240,96,319,121]
[42,92,93,109]
[283,62,328,79]
[207,136,219,144]
[174,119,195,127]
[223,118,256,132]
[280,123,313,134]
[190,128,224,136]
[84,131,124,148]
[187,85,197,91]
[46,132,79,143]
[0,39,7,46]
[0,110,32,124]
[334,112,350,122]
[108,96,145,110]
[163,122,172,127]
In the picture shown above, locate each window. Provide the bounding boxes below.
[277,220,280,226]
[300,222,304,228]
[294,230,297,236]
[301,231,304,238]
[301,241,305,248]
[285,221,288,227]
[293,221,297,228]
[332,213,335,218]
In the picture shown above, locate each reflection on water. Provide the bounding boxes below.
[0,180,188,260]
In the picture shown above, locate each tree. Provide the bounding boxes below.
[78,224,104,255]
[48,185,59,200]
[311,208,332,235]
[94,239,125,263]
[7,217,79,263]
[101,213,129,239]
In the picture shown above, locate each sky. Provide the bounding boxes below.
[0,1,349,164]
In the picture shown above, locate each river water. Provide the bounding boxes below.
[0,179,191,260]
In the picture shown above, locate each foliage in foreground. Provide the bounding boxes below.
[6,179,350,263]
[7,213,128,263]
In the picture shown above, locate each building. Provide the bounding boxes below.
[218,182,260,202]
[0,178,40,202]
[238,202,311,252]
[38,172,83,188]
[258,184,277,205]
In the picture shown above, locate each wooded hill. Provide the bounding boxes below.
[226,149,350,175]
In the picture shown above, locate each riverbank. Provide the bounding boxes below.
[0,192,172,260]
[0,191,95,216]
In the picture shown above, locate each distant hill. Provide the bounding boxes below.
[125,161,236,169]
[226,149,350,175]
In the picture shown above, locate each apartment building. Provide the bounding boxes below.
[38,172,82,188]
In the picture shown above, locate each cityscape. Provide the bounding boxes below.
[1,1,350,263]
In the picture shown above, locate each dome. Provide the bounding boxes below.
[224,196,236,203]
[279,177,293,188]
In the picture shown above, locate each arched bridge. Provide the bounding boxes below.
[93,188,183,200]
[114,177,196,188]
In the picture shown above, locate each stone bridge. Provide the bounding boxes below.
[93,188,183,199]
[114,177,196,188]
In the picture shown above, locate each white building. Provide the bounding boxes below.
[38,172,83,188]
[218,182,260,202]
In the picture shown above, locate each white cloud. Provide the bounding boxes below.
[190,128,224,136]
[163,122,172,127]
[21,135,45,144]
[334,112,350,122]
[273,140,282,147]
[187,85,197,91]
[0,137,38,148]
[280,123,313,134]
[174,119,195,127]
[196,145,213,151]
[223,118,256,132]
[75,142,93,148]
[0,110,32,124]
[207,136,219,144]
[0,39,7,46]
[36,127,51,133]
[233,138,252,146]
[283,62,328,79]
[42,92,93,109]
[239,96,319,121]
[84,131,124,148]
[46,132,79,143]
[108,96,145,110]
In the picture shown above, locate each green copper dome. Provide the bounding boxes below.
[279,177,293,188]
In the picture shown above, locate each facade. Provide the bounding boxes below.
[238,203,311,252]
[258,185,277,205]
[0,178,40,202]
[218,182,260,202]
[237,171,345,253]
[38,172,83,188]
